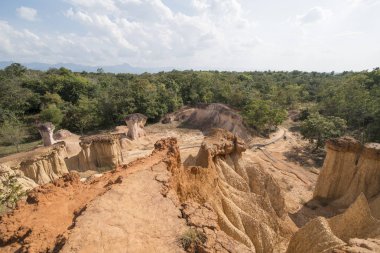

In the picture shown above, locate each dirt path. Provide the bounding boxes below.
[62,162,186,253]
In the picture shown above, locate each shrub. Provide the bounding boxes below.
[177,228,207,251]
[0,174,26,211]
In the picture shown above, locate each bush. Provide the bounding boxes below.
[0,174,26,211]
[177,228,207,251]
[243,99,287,133]
[300,112,347,150]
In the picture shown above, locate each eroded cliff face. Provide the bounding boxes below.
[162,103,253,141]
[1,142,69,186]
[286,137,380,253]
[66,134,124,172]
[286,193,380,253]
[314,137,380,208]
[170,128,293,253]
[0,165,38,191]
[19,142,69,185]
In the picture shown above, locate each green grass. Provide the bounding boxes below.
[0,140,42,158]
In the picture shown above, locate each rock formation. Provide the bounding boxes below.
[0,142,69,186]
[162,103,253,141]
[170,128,293,252]
[17,142,69,185]
[53,129,73,140]
[286,193,380,253]
[0,164,38,191]
[313,137,380,208]
[37,122,56,146]
[125,113,147,140]
[66,134,123,172]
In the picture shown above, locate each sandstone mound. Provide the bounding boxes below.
[53,129,74,140]
[0,142,69,185]
[125,113,147,140]
[170,128,293,252]
[314,136,380,209]
[286,193,380,253]
[65,134,124,172]
[162,103,252,141]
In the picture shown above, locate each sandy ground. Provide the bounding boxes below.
[61,162,186,253]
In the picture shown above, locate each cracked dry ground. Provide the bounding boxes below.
[0,138,187,253]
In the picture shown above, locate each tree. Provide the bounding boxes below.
[0,119,28,152]
[300,113,347,150]
[41,93,64,108]
[4,63,26,77]
[242,99,287,133]
[40,104,64,127]
[63,96,100,134]
[0,79,35,116]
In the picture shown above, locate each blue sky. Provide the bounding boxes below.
[0,0,379,71]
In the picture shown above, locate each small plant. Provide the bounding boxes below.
[178,228,207,251]
[0,174,26,211]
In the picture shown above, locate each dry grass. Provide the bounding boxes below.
[0,140,42,158]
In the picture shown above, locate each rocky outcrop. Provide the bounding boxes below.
[53,129,73,140]
[286,193,380,253]
[16,142,69,185]
[66,134,123,172]
[171,128,293,252]
[125,113,147,140]
[37,122,56,146]
[0,142,69,186]
[162,103,253,141]
[313,137,380,208]
[0,164,38,191]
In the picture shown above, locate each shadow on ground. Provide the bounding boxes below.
[283,145,325,168]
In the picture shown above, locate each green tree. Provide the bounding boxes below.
[300,113,347,150]
[0,119,28,152]
[41,93,64,108]
[40,104,64,127]
[0,79,35,116]
[4,63,27,77]
[63,96,100,134]
[243,99,287,133]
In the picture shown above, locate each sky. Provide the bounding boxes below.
[0,0,379,72]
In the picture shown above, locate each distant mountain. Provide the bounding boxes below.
[0,61,175,74]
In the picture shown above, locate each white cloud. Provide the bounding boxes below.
[295,7,332,25]
[60,0,259,66]
[2,1,379,71]
[16,6,38,21]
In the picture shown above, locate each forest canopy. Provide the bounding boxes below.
[0,63,379,146]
